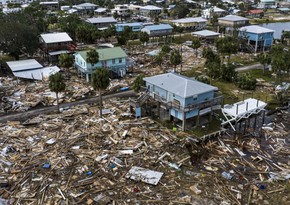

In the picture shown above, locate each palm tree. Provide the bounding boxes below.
[49,73,66,113]
[139,32,149,46]
[216,36,238,63]
[170,49,182,72]
[192,38,201,57]
[256,52,271,74]
[92,68,110,118]
[59,53,74,69]
[86,49,99,81]
[132,74,145,92]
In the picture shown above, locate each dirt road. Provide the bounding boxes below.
[0,90,136,123]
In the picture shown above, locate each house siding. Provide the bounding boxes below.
[146,82,216,120]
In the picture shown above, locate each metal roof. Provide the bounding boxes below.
[86,17,117,24]
[76,3,98,8]
[94,8,107,12]
[172,17,207,23]
[218,15,249,22]
[142,24,172,31]
[40,32,72,44]
[77,47,127,61]
[140,5,162,10]
[116,22,143,27]
[192,29,220,37]
[239,25,274,34]
[7,59,43,72]
[204,6,226,12]
[39,2,58,5]
[12,66,60,81]
[144,73,217,98]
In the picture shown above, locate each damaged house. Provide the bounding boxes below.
[131,73,223,131]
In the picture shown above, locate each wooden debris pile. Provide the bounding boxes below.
[0,100,289,205]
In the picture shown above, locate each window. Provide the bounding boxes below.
[112,59,115,64]
[119,58,122,63]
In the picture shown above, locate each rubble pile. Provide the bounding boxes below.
[0,76,131,114]
[0,98,289,204]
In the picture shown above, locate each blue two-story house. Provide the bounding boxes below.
[74,47,128,81]
[115,22,144,32]
[140,73,222,131]
[239,25,274,52]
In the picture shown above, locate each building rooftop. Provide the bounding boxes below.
[144,73,217,98]
[218,15,249,22]
[116,22,143,27]
[142,24,172,31]
[239,25,274,34]
[86,17,117,24]
[192,29,220,37]
[204,6,226,12]
[39,1,59,5]
[248,9,264,14]
[172,17,207,23]
[78,47,127,61]
[40,32,72,44]
[140,5,162,10]
[76,3,98,8]
[7,59,43,72]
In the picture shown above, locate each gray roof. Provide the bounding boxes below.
[218,15,249,22]
[140,5,162,10]
[142,24,172,31]
[239,25,274,34]
[144,73,217,98]
[172,17,207,23]
[86,17,117,24]
[7,59,43,72]
[40,32,72,44]
[192,29,220,37]
[76,3,98,8]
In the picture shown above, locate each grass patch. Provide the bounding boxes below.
[230,55,257,66]
[127,40,142,46]
[240,69,273,82]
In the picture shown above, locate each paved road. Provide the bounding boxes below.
[235,63,263,72]
[0,90,136,123]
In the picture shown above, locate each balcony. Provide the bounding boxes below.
[152,93,223,112]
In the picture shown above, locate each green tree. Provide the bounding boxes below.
[221,63,237,82]
[132,74,145,92]
[76,23,97,43]
[237,73,257,90]
[86,49,99,81]
[216,36,238,63]
[139,32,150,45]
[49,73,66,113]
[92,68,110,118]
[0,11,39,59]
[161,44,171,53]
[203,47,222,79]
[59,14,82,40]
[59,54,74,69]
[256,52,271,74]
[192,38,201,56]
[170,50,182,72]
[173,4,190,19]
[270,45,290,83]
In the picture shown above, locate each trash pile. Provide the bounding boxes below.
[0,97,289,204]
